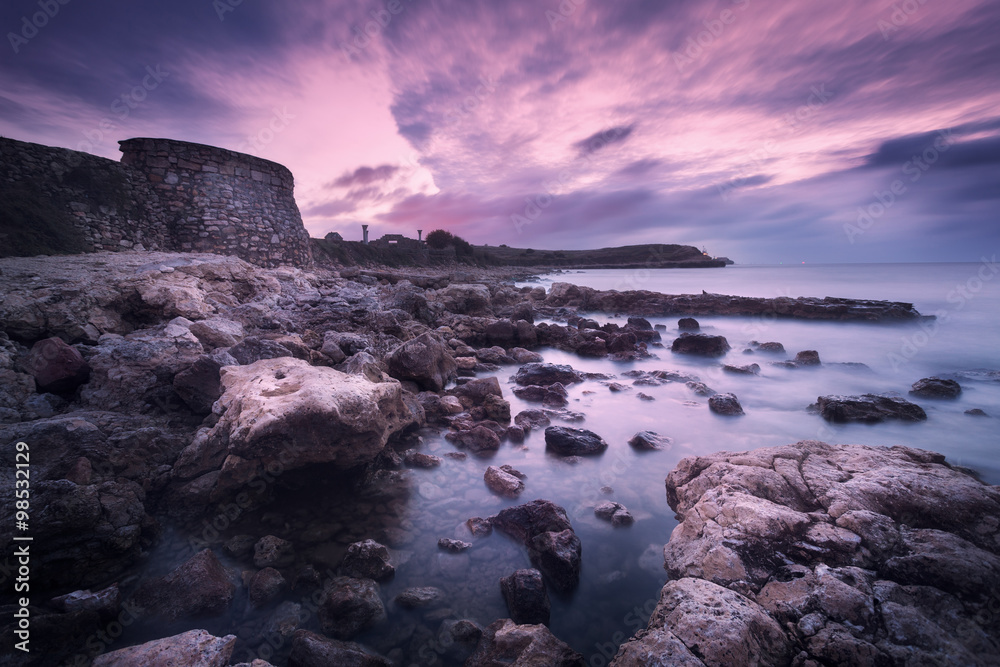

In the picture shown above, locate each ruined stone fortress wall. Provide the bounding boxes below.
[0,136,312,267]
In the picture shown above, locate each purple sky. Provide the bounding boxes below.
[2,0,998,262]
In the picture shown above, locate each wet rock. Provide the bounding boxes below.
[132,549,235,622]
[448,424,501,454]
[403,449,442,468]
[514,409,551,431]
[439,538,473,553]
[636,392,655,401]
[511,347,543,363]
[756,341,785,353]
[189,317,244,349]
[708,392,745,416]
[816,394,926,422]
[493,500,582,594]
[172,355,223,414]
[288,629,391,667]
[501,568,550,626]
[966,408,989,417]
[910,377,961,399]
[795,349,821,366]
[224,534,256,559]
[476,344,516,364]
[27,336,91,394]
[229,336,294,365]
[452,376,503,407]
[341,539,394,582]
[671,333,730,356]
[51,583,121,617]
[249,567,286,609]
[514,362,583,386]
[254,535,295,568]
[385,331,457,391]
[467,517,493,537]
[685,380,716,396]
[724,363,760,375]
[318,576,386,640]
[607,382,628,392]
[677,317,700,331]
[467,618,584,666]
[544,426,609,456]
[485,465,526,498]
[436,283,492,315]
[513,383,569,407]
[594,501,635,526]
[394,586,445,609]
[628,430,672,451]
[92,629,237,667]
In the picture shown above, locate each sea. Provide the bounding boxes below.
[110,262,1000,666]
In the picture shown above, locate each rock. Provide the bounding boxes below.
[966,408,989,417]
[467,517,493,537]
[323,330,371,357]
[708,392,745,416]
[197,358,421,497]
[394,586,444,609]
[249,567,286,609]
[228,336,294,365]
[492,500,582,594]
[254,535,295,568]
[795,349,821,366]
[628,431,672,451]
[685,380,716,396]
[910,377,962,398]
[26,337,91,394]
[467,618,584,666]
[92,629,237,667]
[501,568,550,625]
[476,344,516,364]
[403,449,442,468]
[341,539,394,582]
[511,347,543,363]
[636,392,655,401]
[544,426,609,456]
[724,363,760,375]
[677,317,700,330]
[439,537,473,552]
[320,333,348,363]
[131,549,236,622]
[477,394,512,423]
[288,629,391,667]
[51,583,121,616]
[514,409,551,431]
[453,375,504,406]
[816,394,927,422]
[385,331,457,391]
[650,440,1000,667]
[514,362,583,386]
[318,576,386,640]
[671,333,730,356]
[627,316,652,330]
[512,383,569,407]
[224,534,256,559]
[172,355,223,414]
[449,425,501,454]
[189,318,244,349]
[337,351,383,381]
[436,283,492,315]
[485,465,526,498]
[594,501,635,526]
[612,578,791,667]
[756,341,785,353]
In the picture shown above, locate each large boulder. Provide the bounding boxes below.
[485,465,526,498]
[228,336,294,365]
[172,355,224,414]
[816,394,926,422]
[385,332,457,391]
[492,500,582,594]
[188,317,245,349]
[671,333,731,357]
[318,576,386,640]
[514,362,583,386]
[467,618,583,666]
[628,431,672,451]
[544,426,609,456]
[635,440,1000,667]
[131,549,236,622]
[500,568,550,626]
[435,283,492,315]
[26,337,91,394]
[910,377,962,399]
[92,629,236,667]
[341,539,395,582]
[708,392,745,416]
[181,358,422,497]
[288,630,390,667]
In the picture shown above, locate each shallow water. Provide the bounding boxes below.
[99,262,1000,666]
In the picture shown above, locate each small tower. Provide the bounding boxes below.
[417,230,423,242]
[362,224,369,245]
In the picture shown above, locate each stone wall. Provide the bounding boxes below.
[0,136,312,267]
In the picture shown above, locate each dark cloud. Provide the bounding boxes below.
[866,132,1000,170]
[572,124,635,156]
[328,164,400,189]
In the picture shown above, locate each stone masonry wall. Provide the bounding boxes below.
[0,136,312,267]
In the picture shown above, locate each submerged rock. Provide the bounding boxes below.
[544,426,609,456]
[671,333,730,357]
[628,430,672,451]
[467,619,583,666]
[910,376,962,398]
[288,629,390,667]
[500,568,550,626]
[485,465,526,498]
[794,349,821,366]
[317,576,386,640]
[708,392,745,416]
[723,363,760,375]
[341,539,394,582]
[492,500,582,594]
[514,362,583,386]
[131,549,235,622]
[816,394,927,422]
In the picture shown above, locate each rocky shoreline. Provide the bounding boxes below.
[0,251,994,666]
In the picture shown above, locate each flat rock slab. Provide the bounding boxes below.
[816,394,926,422]
[92,629,236,667]
[612,440,1000,666]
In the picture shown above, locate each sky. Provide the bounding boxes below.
[1,0,998,263]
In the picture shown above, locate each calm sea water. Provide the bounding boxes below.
[109,263,1000,666]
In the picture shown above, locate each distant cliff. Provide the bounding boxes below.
[0,136,311,267]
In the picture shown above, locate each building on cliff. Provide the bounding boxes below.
[0,136,312,267]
